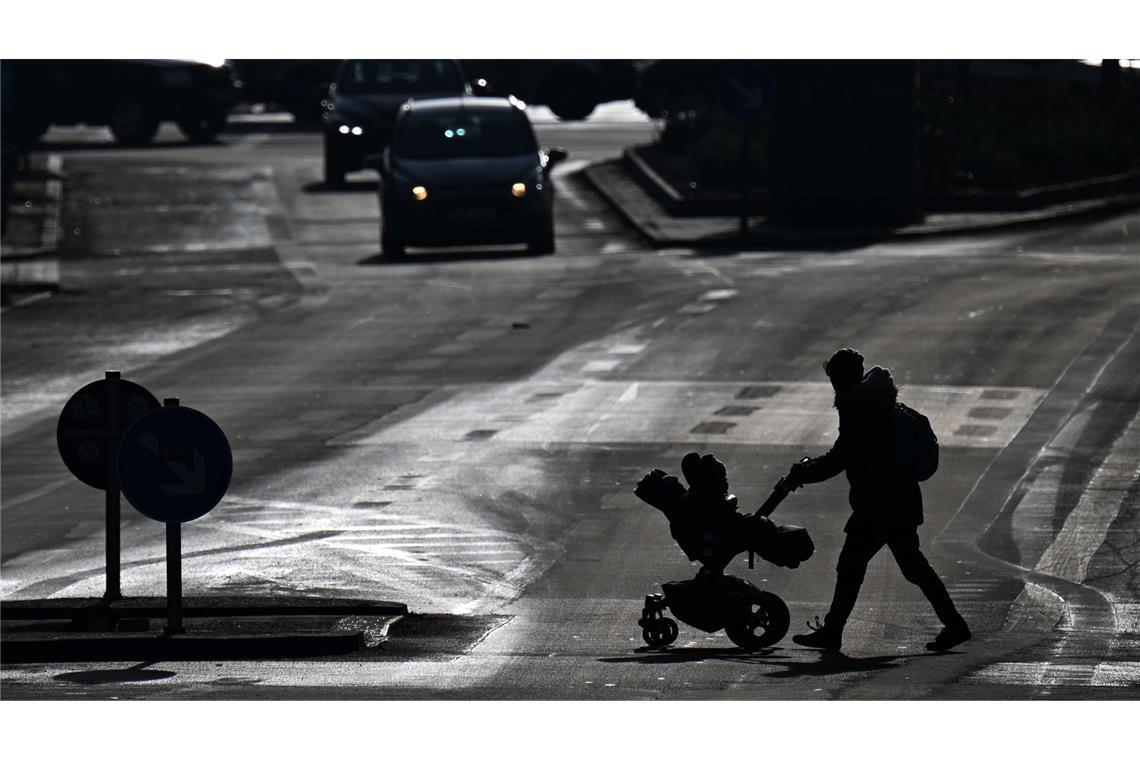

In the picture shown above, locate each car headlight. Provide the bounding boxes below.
[412,186,428,201]
[337,125,364,136]
[511,182,527,198]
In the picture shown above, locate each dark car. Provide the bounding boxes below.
[323,59,473,186]
[461,60,640,121]
[371,97,567,258]
[1,59,238,146]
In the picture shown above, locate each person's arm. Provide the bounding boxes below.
[789,436,845,485]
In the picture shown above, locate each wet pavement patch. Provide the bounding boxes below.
[736,385,781,400]
[690,421,737,435]
[714,406,758,417]
[968,406,1013,420]
[980,389,1022,400]
[955,424,999,437]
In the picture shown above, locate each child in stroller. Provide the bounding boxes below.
[639,452,813,574]
[633,452,814,649]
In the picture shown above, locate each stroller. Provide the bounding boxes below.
[634,453,814,650]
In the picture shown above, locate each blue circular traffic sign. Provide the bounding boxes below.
[719,62,774,121]
[117,404,232,523]
[57,377,161,490]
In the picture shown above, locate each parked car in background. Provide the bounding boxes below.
[462,60,640,120]
[370,96,567,258]
[323,59,476,187]
[1,59,238,146]
[226,59,340,125]
[229,59,642,127]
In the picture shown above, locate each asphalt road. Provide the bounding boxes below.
[2,104,1139,699]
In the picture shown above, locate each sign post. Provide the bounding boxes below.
[57,372,160,601]
[718,63,775,239]
[118,397,232,636]
[166,521,183,634]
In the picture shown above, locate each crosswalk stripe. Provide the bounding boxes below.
[341,380,1045,449]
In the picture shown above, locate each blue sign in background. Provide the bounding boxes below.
[719,62,775,122]
[118,405,232,523]
[57,378,160,490]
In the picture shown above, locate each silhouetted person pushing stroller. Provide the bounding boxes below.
[786,348,971,653]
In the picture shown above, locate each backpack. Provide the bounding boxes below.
[893,402,939,481]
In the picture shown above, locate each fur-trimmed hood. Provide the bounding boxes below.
[835,365,898,409]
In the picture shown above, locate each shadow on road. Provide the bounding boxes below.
[759,651,925,678]
[600,646,787,664]
[53,661,176,685]
[682,233,885,256]
[303,180,379,194]
[358,247,541,266]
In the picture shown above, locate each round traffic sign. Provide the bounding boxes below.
[57,377,161,489]
[719,62,774,122]
[117,404,232,523]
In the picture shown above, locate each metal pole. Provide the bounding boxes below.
[739,125,750,239]
[104,370,121,602]
[163,397,184,636]
[165,521,183,635]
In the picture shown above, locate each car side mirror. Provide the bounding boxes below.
[546,147,569,167]
[364,148,390,174]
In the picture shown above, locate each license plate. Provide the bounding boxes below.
[447,207,496,223]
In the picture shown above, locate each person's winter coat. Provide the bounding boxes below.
[792,366,924,531]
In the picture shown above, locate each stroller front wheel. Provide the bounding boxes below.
[642,616,679,648]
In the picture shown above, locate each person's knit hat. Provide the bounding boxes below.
[823,348,865,391]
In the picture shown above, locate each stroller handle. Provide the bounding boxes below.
[754,458,810,518]
[755,479,791,518]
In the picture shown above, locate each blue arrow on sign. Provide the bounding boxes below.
[118,403,232,523]
[719,62,775,122]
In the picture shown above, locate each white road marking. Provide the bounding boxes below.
[701,289,738,301]
[601,242,628,254]
[582,359,622,373]
[976,408,1140,688]
[1035,409,1140,584]
[556,182,589,210]
[584,218,606,231]
[966,661,1140,687]
[617,382,640,404]
[1,479,70,511]
[607,344,646,355]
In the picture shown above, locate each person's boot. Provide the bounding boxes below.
[792,616,842,652]
[926,619,971,652]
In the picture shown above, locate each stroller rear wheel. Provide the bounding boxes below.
[725,590,790,650]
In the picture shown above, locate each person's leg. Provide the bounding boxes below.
[826,530,886,629]
[794,529,884,650]
[886,530,971,650]
[886,531,962,625]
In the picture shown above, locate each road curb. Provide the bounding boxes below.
[1,595,408,662]
[1,595,409,620]
[582,157,1140,250]
[2,631,366,663]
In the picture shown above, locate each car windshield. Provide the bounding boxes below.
[393,110,538,159]
[337,60,463,94]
